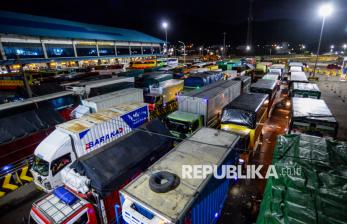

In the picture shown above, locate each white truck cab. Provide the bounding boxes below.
[31,103,149,192]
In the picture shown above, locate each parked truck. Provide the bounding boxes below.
[65,77,134,98]
[290,97,338,138]
[135,72,173,92]
[232,75,251,94]
[183,71,224,90]
[74,88,144,116]
[31,103,149,192]
[29,119,174,224]
[269,63,285,79]
[289,71,308,87]
[221,93,269,164]
[166,80,241,138]
[145,79,184,111]
[250,79,277,116]
[291,82,321,99]
[120,128,240,224]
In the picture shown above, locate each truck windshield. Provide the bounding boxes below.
[144,95,158,104]
[32,156,49,176]
[167,119,191,134]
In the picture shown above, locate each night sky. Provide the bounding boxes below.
[1,0,347,49]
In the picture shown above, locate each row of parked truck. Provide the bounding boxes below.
[0,58,340,223]
[23,58,272,223]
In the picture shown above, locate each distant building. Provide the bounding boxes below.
[0,11,164,66]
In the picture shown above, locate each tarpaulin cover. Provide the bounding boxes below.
[251,79,277,95]
[70,119,173,197]
[0,104,63,144]
[221,93,268,129]
[292,83,321,98]
[292,97,336,123]
[257,134,347,224]
[89,81,134,97]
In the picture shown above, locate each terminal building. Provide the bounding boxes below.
[0,11,164,68]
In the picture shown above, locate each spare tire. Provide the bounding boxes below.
[149,171,180,193]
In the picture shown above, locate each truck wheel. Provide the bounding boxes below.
[149,171,180,193]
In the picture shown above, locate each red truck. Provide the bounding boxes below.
[29,119,174,224]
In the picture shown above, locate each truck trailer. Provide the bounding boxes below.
[289,71,308,87]
[291,82,321,99]
[290,97,338,138]
[221,93,269,164]
[65,77,134,98]
[166,80,241,138]
[146,79,184,111]
[80,88,144,113]
[250,79,277,116]
[120,128,240,224]
[31,103,149,192]
[29,119,174,224]
[183,71,224,90]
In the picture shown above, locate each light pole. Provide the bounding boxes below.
[313,3,333,77]
[343,44,347,53]
[178,41,186,64]
[199,47,203,57]
[162,22,168,58]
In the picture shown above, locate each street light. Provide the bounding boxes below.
[246,45,251,51]
[313,3,333,77]
[343,44,347,51]
[162,22,168,57]
[178,41,186,64]
[199,47,203,56]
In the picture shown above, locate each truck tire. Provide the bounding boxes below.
[149,171,180,193]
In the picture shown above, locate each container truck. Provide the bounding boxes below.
[290,97,338,138]
[31,103,149,192]
[77,88,144,114]
[250,79,277,116]
[288,62,304,73]
[134,72,173,92]
[120,128,240,224]
[232,75,251,94]
[255,62,272,79]
[145,79,184,111]
[291,82,321,99]
[65,77,134,98]
[262,73,281,89]
[183,71,224,90]
[269,64,285,79]
[289,71,308,87]
[166,80,241,138]
[29,119,174,224]
[221,93,269,164]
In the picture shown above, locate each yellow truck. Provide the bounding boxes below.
[220,93,268,164]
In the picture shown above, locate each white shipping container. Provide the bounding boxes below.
[81,88,143,112]
[178,80,241,126]
[149,79,184,104]
[56,102,149,157]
